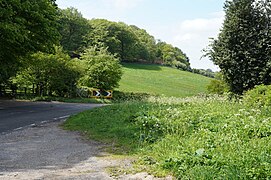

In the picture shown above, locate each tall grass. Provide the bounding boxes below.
[64,95,271,179]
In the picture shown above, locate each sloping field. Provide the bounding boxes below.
[117,63,212,97]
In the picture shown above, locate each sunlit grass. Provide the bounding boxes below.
[64,95,271,179]
[117,63,212,97]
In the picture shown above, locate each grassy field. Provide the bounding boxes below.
[117,63,212,97]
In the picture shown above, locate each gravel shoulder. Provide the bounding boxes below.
[0,120,172,180]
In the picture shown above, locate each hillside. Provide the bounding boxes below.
[117,63,212,97]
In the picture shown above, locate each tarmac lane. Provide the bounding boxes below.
[0,100,103,134]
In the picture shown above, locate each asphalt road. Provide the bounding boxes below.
[0,100,103,134]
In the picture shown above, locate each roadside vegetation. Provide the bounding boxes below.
[64,91,271,179]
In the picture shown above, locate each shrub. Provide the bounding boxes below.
[207,72,229,95]
[79,47,122,90]
[207,79,228,95]
[171,60,188,70]
[112,91,152,103]
[243,84,271,108]
[13,46,81,97]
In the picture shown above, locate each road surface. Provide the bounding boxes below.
[0,100,103,134]
[0,100,173,179]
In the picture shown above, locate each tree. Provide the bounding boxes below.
[0,0,60,83]
[86,19,138,61]
[86,18,191,66]
[13,47,81,97]
[156,41,191,70]
[206,0,271,94]
[129,25,157,62]
[79,47,122,90]
[58,7,90,56]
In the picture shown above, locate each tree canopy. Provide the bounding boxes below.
[206,0,271,94]
[85,18,191,69]
[0,0,60,83]
[13,46,81,97]
[57,7,90,56]
[79,47,122,90]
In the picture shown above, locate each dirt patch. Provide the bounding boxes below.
[0,121,172,180]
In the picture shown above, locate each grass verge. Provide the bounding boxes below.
[63,95,271,179]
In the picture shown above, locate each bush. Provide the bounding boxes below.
[13,46,81,97]
[79,47,122,90]
[171,60,188,70]
[112,91,152,103]
[207,73,229,94]
[192,68,215,78]
[207,79,228,95]
[243,84,271,108]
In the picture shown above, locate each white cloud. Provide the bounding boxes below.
[170,12,225,71]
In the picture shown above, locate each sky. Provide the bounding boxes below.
[56,0,226,71]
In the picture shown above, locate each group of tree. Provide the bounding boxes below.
[0,2,122,97]
[0,1,195,97]
[58,10,191,69]
[5,0,270,98]
[206,0,271,94]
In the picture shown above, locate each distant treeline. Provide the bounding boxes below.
[58,8,190,70]
[58,8,214,77]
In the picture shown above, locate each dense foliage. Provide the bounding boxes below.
[64,94,271,179]
[13,47,81,97]
[156,41,190,70]
[0,0,60,84]
[207,73,229,94]
[206,0,271,94]
[86,19,136,61]
[192,68,215,78]
[57,7,90,56]
[243,84,271,108]
[86,19,190,69]
[79,47,122,90]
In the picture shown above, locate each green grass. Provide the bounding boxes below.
[64,95,271,179]
[117,63,212,97]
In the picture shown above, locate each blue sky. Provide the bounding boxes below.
[56,0,226,71]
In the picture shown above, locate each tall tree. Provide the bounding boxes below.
[129,25,157,62]
[58,7,90,56]
[87,19,137,61]
[0,0,60,83]
[206,0,271,94]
